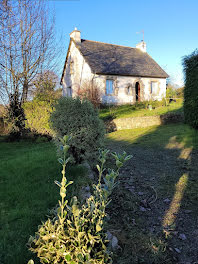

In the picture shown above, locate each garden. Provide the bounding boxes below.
[0,1,198,262]
[1,121,198,263]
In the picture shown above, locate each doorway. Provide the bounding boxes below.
[135,82,140,101]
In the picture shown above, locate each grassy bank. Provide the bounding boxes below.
[100,99,183,121]
[0,139,89,264]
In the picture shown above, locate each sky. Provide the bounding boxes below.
[49,0,198,87]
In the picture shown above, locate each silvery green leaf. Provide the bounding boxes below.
[125,155,133,161]
[65,157,71,164]
[27,260,34,264]
[54,180,62,187]
[60,145,63,151]
[96,164,100,172]
[58,158,63,165]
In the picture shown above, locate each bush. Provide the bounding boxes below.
[23,100,54,136]
[183,50,198,128]
[28,136,132,264]
[50,97,105,164]
[166,85,177,99]
[76,80,101,108]
[5,91,27,141]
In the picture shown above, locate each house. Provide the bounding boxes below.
[60,28,169,104]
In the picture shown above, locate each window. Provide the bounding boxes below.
[126,85,132,95]
[106,80,114,95]
[151,81,158,94]
[67,87,72,97]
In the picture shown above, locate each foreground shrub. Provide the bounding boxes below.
[28,135,132,264]
[183,50,198,128]
[23,100,54,136]
[51,97,105,164]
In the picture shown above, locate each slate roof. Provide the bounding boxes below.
[76,39,168,78]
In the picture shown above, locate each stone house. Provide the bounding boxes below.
[60,28,169,104]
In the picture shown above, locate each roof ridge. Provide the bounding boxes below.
[81,39,138,50]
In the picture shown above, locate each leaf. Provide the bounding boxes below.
[54,180,62,188]
[58,158,64,165]
[66,181,73,187]
[63,135,69,142]
[65,254,71,261]
[63,144,70,154]
[125,155,133,161]
[27,260,34,264]
[96,224,102,233]
[116,160,122,168]
[65,157,71,164]
[96,164,100,172]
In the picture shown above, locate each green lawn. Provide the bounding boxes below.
[1,121,198,264]
[99,99,183,121]
[0,139,89,264]
[106,123,198,149]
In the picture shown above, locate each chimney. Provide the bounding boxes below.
[136,41,146,52]
[70,27,81,44]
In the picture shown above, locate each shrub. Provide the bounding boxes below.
[166,85,177,99]
[76,80,101,108]
[5,91,27,140]
[183,50,198,128]
[176,87,184,99]
[50,97,105,164]
[23,100,54,136]
[28,135,132,264]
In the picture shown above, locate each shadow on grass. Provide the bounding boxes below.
[0,139,91,264]
[106,123,198,263]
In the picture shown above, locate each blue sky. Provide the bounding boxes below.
[49,0,198,86]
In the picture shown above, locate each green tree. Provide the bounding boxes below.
[183,50,198,128]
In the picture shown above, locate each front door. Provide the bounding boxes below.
[135,82,140,102]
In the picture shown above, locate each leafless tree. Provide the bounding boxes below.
[0,0,59,104]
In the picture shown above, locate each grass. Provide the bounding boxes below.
[106,123,198,149]
[0,138,90,264]
[1,121,198,264]
[106,123,198,263]
[99,99,183,120]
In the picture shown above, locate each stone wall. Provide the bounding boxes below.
[106,113,184,132]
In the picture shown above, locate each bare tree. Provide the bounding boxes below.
[0,0,58,104]
[77,78,102,108]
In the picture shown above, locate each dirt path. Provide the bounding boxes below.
[107,144,198,264]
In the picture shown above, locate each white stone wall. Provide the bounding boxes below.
[92,75,167,104]
[62,41,167,104]
[62,41,93,97]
